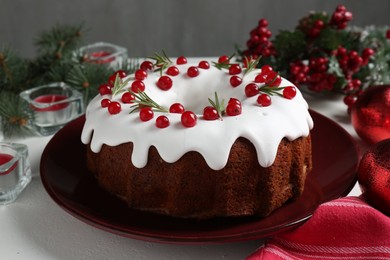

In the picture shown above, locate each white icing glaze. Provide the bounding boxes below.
[81,59,313,170]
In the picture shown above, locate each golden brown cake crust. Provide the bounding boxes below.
[86,135,312,219]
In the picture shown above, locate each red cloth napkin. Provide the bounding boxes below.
[247,196,390,259]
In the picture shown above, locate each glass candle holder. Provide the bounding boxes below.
[0,142,31,205]
[20,82,84,136]
[77,42,128,68]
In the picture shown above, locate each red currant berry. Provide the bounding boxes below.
[198,60,210,69]
[283,86,297,99]
[135,69,147,80]
[176,56,187,65]
[203,106,219,120]
[387,29,390,40]
[169,103,185,114]
[218,55,229,64]
[228,98,241,106]
[343,95,357,107]
[157,76,173,90]
[245,83,259,97]
[254,74,266,83]
[156,115,170,128]
[108,101,121,114]
[187,66,199,77]
[230,75,242,87]
[131,80,145,93]
[229,64,242,75]
[121,92,136,103]
[268,74,282,87]
[140,60,154,71]
[108,70,127,85]
[101,98,111,108]
[166,66,180,76]
[226,102,242,116]
[139,107,154,121]
[181,111,197,127]
[261,65,273,75]
[99,83,112,95]
[257,94,271,107]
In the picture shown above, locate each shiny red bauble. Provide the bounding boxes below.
[358,138,390,216]
[350,85,390,144]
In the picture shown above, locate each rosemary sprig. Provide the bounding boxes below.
[212,53,236,70]
[243,56,262,76]
[111,73,132,97]
[148,50,172,75]
[208,91,225,119]
[259,85,288,97]
[129,91,168,113]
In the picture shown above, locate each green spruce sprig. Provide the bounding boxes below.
[208,92,225,119]
[129,91,168,113]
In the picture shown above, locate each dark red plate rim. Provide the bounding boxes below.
[40,109,359,244]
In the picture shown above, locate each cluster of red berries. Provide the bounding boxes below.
[203,98,242,120]
[243,18,275,59]
[330,5,353,30]
[245,65,296,106]
[334,46,375,77]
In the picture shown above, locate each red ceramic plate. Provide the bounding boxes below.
[40,110,359,244]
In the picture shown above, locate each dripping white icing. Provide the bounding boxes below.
[81,59,313,170]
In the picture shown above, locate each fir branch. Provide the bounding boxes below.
[0,92,31,137]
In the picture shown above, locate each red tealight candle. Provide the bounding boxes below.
[86,51,116,64]
[0,153,17,176]
[33,94,69,111]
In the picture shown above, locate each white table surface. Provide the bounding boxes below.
[1,64,367,260]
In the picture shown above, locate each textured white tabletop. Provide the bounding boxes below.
[1,62,365,260]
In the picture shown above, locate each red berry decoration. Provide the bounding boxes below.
[187,66,200,78]
[283,86,297,99]
[229,64,242,75]
[156,115,170,128]
[98,83,112,96]
[176,56,187,65]
[169,103,185,114]
[358,139,390,216]
[121,92,135,103]
[108,101,121,114]
[131,80,145,93]
[198,60,210,69]
[157,76,173,90]
[226,99,242,116]
[101,98,111,108]
[166,66,180,76]
[203,106,219,120]
[140,60,154,71]
[230,76,242,87]
[135,69,148,80]
[245,83,259,97]
[387,29,390,39]
[257,93,271,107]
[139,107,154,121]
[181,111,197,127]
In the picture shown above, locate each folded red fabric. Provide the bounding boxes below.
[247,196,390,259]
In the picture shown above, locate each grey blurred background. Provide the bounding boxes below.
[1,0,389,59]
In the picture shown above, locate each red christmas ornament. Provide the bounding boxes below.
[358,138,390,216]
[350,85,390,144]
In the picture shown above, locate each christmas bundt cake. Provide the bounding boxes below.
[81,54,313,219]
